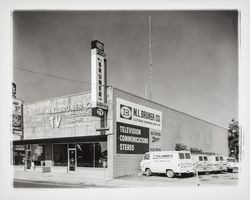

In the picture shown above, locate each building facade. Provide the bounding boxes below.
[13,87,229,179]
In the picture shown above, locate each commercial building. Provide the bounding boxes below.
[12,87,228,178]
[12,41,228,179]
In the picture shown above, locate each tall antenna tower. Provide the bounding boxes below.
[147,16,153,101]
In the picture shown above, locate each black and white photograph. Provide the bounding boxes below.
[1,1,250,200]
[11,10,239,188]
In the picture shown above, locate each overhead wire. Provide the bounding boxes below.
[14,66,90,85]
[14,66,111,87]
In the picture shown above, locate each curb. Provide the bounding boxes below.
[14,178,97,187]
[13,178,126,188]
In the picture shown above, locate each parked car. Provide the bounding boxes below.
[191,154,212,173]
[225,157,239,172]
[140,151,194,178]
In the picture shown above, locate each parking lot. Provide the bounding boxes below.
[110,171,239,187]
[13,165,239,188]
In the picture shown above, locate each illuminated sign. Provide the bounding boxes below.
[116,98,162,130]
[91,40,107,110]
[117,122,149,154]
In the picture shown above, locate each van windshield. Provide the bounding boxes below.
[185,153,191,159]
[199,156,203,161]
[144,154,150,160]
[204,156,208,161]
[178,153,185,159]
[215,157,219,161]
[220,157,223,161]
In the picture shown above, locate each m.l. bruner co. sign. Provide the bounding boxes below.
[116,98,162,130]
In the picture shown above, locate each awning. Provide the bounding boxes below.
[12,135,107,145]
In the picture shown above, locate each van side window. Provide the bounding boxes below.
[144,154,150,160]
[199,156,203,161]
[215,157,219,161]
[179,153,184,159]
[185,153,191,159]
[204,156,208,161]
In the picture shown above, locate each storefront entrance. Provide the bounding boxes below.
[68,144,76,171]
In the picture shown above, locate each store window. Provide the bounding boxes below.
[77,142,107,168]
[53,144,67,166]
[31,144,45,166]
[13,145,25,165]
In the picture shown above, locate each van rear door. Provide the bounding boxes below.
[178,152,193,173]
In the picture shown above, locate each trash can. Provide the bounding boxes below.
[26,159,31,169]
[41,160,51,173]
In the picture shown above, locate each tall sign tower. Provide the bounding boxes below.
[91,40,109,132]
[147,16,153,101]
[91,40,108,110]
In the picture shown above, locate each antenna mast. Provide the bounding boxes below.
[148,16,153,101]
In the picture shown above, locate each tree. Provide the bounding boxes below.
[175,143,189,151]
[190,147,203,154]
[228,119,239,161]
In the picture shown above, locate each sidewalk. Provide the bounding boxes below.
[13,166,121,187]
[13,166,199,187]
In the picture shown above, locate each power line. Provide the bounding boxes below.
[14,66,90,85]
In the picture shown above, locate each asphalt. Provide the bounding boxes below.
[13,166,239,188]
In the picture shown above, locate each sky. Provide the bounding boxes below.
[13,11,238,128]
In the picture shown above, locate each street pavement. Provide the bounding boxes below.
[13,166,239,188]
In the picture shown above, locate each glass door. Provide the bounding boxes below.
[68,145,76,171]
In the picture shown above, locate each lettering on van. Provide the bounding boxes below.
[153,154,173,159]
[117,122,149,154]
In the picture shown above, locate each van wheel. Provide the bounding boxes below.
[145,168,152,176]
[166,170,175,178]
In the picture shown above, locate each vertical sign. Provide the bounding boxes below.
[12,99,23,135]
[91,40,108,110]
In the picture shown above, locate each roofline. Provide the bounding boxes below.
[22,86,228,130]
[112,87,228,130]
[23,91,91,105]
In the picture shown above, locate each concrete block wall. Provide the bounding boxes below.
[112,88,228,178]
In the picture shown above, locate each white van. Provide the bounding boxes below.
[208,155,227,172]
[191,154,212,173]
[140,151,194,178]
